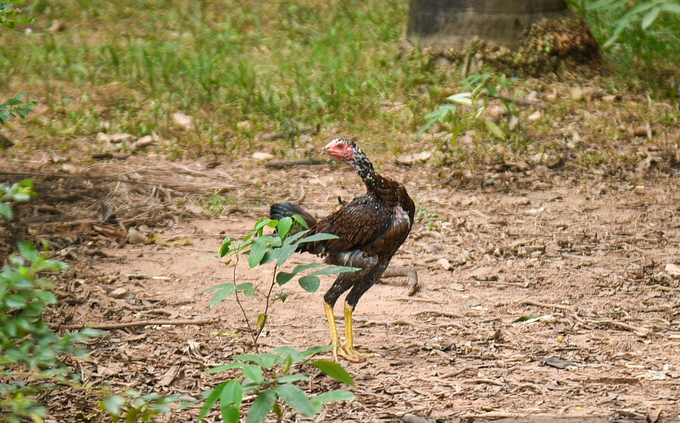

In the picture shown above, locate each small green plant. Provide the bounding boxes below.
[0,0,31,29]
[200,193,237,215]
[0,241,101,422]
[587,0,680,47]
[100,390,180,423]
[0,179,37,220]
[202,216,358,348]
[196,217,359,421]
[0,93,37,125]
[197,346,355,423]
[417,72,514,146]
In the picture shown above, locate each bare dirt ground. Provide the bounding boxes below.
[2,155,680,423]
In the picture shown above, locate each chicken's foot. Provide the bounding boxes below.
[378,266,419,296]
[338,302,375,362]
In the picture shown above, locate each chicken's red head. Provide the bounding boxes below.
[322,138,356,161]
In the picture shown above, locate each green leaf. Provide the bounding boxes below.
[206,362,246,374]
[301,345,333,358]
[103,395,125,416]
[641,6,661,29]
[253,218,276,234]
[221,380,243,407]
[18,242,39,262]
[198,283,234,295]
[278,374,310,383]
[294,233,339,244]
[219,238,232,257]
[276,271,295,286]
[274,244,297,267]
[587,0,624,10]
[285,229,310,245]
[5,294,26,308]
[661,3,680,13]
[0,202,12,219]
[309,265,360,276]
[291,263,325,274]
[291,214,309,229]
[246,390,276,423]
[248,241,268,268]
[274,346,303,362]
[234,353,282,369]
[514,314,542,323]
[312,360,355,386]
[298,275,320,292]
[416,115,443,140]
[199,382,227,420]
[210,285,237,307]
[484,120,505,140]
[312,390,355,404]
[243,365,264,382]
[277,216,293,238]
[221,405,240,423]
[239,283,257,297]
[447,92,473,105]
[273,385,316,417]
[34,290,57,304]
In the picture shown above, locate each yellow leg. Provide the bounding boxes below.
[339,302,375,362]
[323,301,342,361]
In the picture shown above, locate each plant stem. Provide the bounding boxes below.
[232,256,259,353]
[255,262,278,342]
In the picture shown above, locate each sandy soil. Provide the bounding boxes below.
[7,157,674,423]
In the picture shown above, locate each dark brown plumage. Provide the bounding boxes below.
[270,138,415,361]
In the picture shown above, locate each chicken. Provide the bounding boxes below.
[270,138,415,362]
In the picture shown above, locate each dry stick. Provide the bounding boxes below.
[49,318,219,330]
[411,310,463,319]
[261,125,320,140]
[380,266,419,296]
[353,318,418,327]
[462,378,505,386]
[584,319,649,334]
[264,158,330,169]
[651,284,680,293]
[518,299,575,312]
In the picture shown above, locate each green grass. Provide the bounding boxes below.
[0,0,450,156]
[570,0,680,99]
[0,0,677,173]
[200,193,236,215]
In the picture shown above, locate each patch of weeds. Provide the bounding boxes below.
[416,206,439,228]
[200,193,236,215]
[580,151,605,168]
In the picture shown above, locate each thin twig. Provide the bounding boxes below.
[49,318,219,330]
[353,318,418,327]
[519,299,575,312]
[261,124,319,140]
[411,310,463,319]
[584,319,650,335]
[255,262,278,342]
[486,91,548,109]
[462,378,504,386]
[231,256,259,352]
[264,158,330,169]
[651,284,680,293]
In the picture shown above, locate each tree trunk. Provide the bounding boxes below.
[406,0,600,74]
[407,0,571,51]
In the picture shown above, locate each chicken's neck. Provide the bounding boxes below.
[352,153,398,205]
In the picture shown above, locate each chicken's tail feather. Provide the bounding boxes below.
[270,202,317,228]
